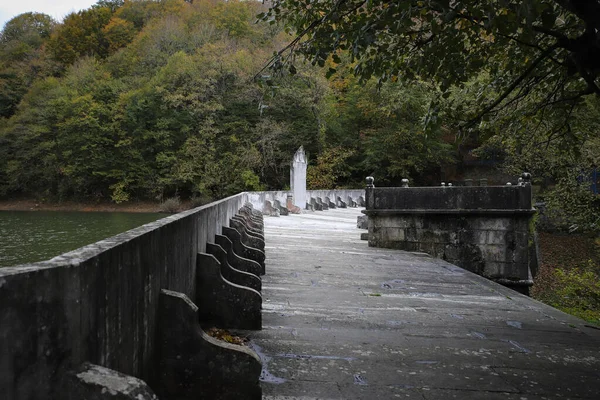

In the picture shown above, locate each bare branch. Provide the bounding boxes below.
[461,44,560,130]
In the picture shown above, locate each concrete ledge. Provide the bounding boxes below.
[222,227,265,274]
[60,363,158,400]
[196,253,262,330]
[363,209,536,216]
[157,290,261,400]
[214,234,262,278]
[368,186,532,210]
[206,243,261,293]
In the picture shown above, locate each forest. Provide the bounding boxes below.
[0,0,598,230]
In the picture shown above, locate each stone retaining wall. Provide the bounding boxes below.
[363,177,537,294]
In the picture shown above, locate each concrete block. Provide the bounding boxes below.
[459,229,488,245]
[443,244,460,261]
[262,201,280,217]
[357,196,365,207]
[382,227,405,241]
[230,218,265,251]
[310,198,323,211]
[196,253,262,330]
[316,197,329,210]
[273,200,289,216]
[214,234,262,278]
[232,214,264,240]
[206,243,261,293]
[485,261,529,281]
[416,228,453,244]
[325,197,336,208]
[157,290,261,400]
[357,215,368,229]
[235,210,264,233]
[222,226,265,274]
[336,196,347,208]
[486,230,507,245]
[285,196,302,214]
[347,196,357,207]
[61,363,158,400]
[481,245,510,263]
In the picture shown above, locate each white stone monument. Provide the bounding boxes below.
[290,146,307,209]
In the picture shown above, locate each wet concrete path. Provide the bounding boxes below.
[248,208,600,399]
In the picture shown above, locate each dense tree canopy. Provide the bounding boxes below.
[0,0,596,230]
[261,0,599,130]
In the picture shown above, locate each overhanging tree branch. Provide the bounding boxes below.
[461,43,560,130]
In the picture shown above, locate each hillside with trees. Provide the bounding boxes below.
[0,0,598,230]
[0,0,454,205]
[0,0,598,322]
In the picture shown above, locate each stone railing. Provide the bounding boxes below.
[363,174,537,294]
[247,189,365,215]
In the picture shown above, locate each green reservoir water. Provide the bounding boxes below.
[0,211,167,267]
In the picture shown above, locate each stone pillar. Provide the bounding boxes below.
[290,146,307,209]
[365,176,375,209]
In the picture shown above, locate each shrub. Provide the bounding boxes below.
[159,196,181,213]
[189,194,212,208]
[535,260,600,325]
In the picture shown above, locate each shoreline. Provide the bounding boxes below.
[0,199,163,213]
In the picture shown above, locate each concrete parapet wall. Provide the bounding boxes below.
[0,192,251,399]
[364,183,536,293]
[367,186,532,211]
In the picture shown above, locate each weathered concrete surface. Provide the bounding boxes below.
[61,363,158,400]
[156,290,261,400]
[249,208,600,399]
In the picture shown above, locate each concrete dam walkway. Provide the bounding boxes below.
[249,207,600,399]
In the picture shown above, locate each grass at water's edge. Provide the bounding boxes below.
[532,232,600,326]
[0,199,163,213]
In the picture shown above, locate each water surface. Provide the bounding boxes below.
[0,211,167,267]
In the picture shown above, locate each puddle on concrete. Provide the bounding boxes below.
[381,279,406,289]
[505,339,531,353]
[275,353,356,361]
[410,292,443,298]
[470,331,487,339]
[353,374,368,385]
[506,320,523,329]
[387,320,416,326]
[248,342,287,384]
